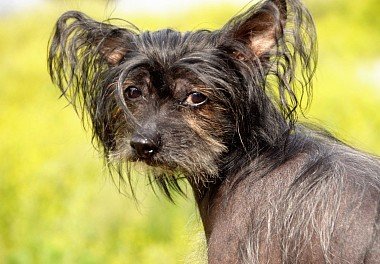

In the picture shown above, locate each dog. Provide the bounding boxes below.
[48,0,380,262]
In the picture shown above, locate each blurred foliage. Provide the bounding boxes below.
[0,0,379,263]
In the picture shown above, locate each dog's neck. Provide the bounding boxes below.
[187,147,252,240]
[190,179,220,241]
[189,122,292,241]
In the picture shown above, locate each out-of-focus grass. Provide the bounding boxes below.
[0,0,379,263]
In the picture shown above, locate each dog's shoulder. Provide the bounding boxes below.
[218,127,380,263]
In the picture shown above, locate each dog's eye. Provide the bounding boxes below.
[185,92,208,106]
[124,86,142,100]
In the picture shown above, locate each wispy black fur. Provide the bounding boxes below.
[48,0,380,263]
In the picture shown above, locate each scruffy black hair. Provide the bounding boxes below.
[48,0,316,197]
[48,1,380,262]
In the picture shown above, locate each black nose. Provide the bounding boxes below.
[130,132,161,159]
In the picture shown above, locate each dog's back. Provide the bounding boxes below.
[204,127,380,263]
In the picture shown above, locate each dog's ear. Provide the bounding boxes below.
[227,0,286,58]
[48,11,137,115]
[97,30,131,66]
[224,0,317,127]
[48,11,133,68]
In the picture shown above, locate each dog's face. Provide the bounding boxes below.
[48,0,315,193]
[107,33,235,179]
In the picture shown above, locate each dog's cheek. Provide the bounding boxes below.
[183,105,231,158]
[190,104,232,143]
[144,106,223,176]
[107,123,133,162]
[184,116,226,152]
[158,127,222,176]
[105,107,140,161]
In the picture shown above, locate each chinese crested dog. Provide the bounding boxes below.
[48,0,380,263]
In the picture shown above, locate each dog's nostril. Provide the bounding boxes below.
[130,133,160,158]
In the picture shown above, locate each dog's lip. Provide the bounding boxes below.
[128,154,177,170]
[129,154,158,166]
[142,158,157,167]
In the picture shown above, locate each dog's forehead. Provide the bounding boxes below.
[138,29,212,46]
[128,63,200,95]
[134,29,215,60]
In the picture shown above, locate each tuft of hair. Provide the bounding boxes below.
[223,0,317,126]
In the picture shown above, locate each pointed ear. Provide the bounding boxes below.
[228,0,287,58]
[48,11,136,110]
[49,11,133,67]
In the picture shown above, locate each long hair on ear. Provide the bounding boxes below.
[48,11,137,150]
[272,0,317,123]
[225,0,317,127]
[48,11,143,197]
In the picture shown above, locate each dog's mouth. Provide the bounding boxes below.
[109,143,177,171]
[130,156,186,181]
[129,155,157,166]
[128,151,177,171]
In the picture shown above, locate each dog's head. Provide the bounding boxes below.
[48,0,316,197]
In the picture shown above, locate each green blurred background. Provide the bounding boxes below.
[0,0,379,263]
